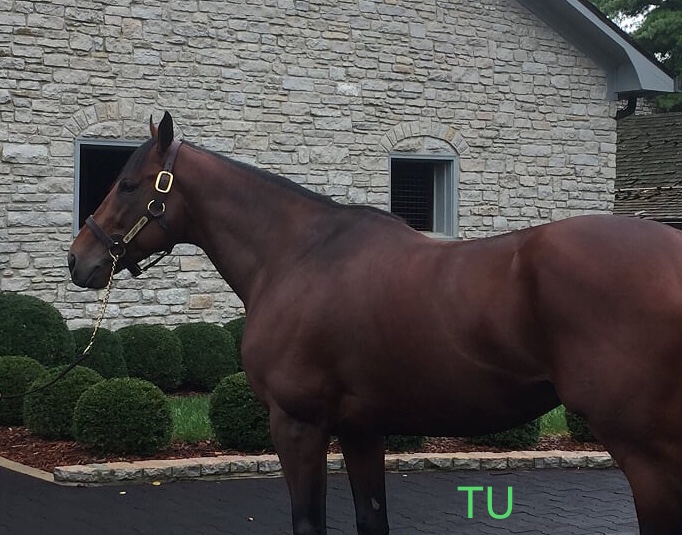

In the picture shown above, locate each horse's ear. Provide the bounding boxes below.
[149,115,158,138]
[157,111,174,154]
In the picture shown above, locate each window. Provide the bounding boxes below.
[74,140,140,232]
[389,155,457,237]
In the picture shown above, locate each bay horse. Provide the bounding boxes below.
[69,112,682,535]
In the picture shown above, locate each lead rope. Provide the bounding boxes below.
[80,252,118,356]
[0,253,119,401]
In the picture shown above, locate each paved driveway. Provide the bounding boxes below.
[0,467,637,534]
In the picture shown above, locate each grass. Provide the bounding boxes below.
[168,394,570,445]
[169,394,214,443]
[540,405,567,435]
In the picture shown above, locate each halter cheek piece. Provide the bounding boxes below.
[85,140,182,277]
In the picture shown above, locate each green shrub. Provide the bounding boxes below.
[71,327,128,379]
[117,324,183,392]
[0,356,45,425]
[467,418,541,450]
[0,292,75,366]
[209,372,272,452]
[73,378,172,455]
[23,365,103,439]
[385,435,425,452]
[565,411,597,442]
[224,316,245,370]
[174,323,238,392]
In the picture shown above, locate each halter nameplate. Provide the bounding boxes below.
[123,215,149,244]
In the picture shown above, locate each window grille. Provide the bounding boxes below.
[390,155,457,237]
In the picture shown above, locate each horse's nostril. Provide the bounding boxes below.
[68,253,76,273]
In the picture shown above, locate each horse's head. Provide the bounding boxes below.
[68,112,183,289]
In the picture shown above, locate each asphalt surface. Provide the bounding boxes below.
[0,467,637,534]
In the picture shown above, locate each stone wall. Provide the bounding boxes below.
[0,0,617,329]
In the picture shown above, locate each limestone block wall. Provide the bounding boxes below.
[0,0,617,328]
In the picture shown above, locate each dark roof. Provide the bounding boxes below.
[614,112,682,221]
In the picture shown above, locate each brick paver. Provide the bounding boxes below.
[0,467,637,534]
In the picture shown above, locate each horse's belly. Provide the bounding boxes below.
[336,365,559,437]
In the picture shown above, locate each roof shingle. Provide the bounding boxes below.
[614,112,682,221]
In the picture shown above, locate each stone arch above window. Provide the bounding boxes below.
[60,103,183,140]
[379,121,469,156]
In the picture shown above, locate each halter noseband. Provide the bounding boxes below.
[85,140,182,277]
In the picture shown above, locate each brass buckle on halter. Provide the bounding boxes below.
[155,171,174,194]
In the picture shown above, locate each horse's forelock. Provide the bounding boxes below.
[120,138,156,178]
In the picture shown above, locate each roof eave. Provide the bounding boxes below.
[516,0,677,100]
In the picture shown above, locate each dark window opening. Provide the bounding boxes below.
[390,160,435,231]
[390,156,456,236]
[76,142,139,230]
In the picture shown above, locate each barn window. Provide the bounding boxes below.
[389,155,457,237]
[73,140,140,233]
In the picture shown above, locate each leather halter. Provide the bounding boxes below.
[85,140,182,277]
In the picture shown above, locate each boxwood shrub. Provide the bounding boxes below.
[117,324,183,392]
[23,365,103,439]
[385,435,425,452]
[467,418,541,450]
[209,372,272,452]
[174,322,238,391]
[0,292,75,366]
[0,356,45,425]
[73,377,172,455]
[71,327,128,379]
[565,411,597,443]
[224,316,245,370]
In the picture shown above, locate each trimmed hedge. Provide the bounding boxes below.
[565,411,597,443]
[224,316,245,370]
[0,292,75,366]
[467,418,541,450]
[117,324,184,392]
[385,435,426,452]
[73,378,172,455]
[23,365,103,439]
[209,372,272,452]
[71,327,128,379]
[174,322,238,391]
[0,356,45,425]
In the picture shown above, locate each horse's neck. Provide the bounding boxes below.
[178,147,331,305]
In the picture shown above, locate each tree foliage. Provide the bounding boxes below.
[591,0,682,111]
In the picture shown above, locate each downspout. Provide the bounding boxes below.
[615,96,637,120]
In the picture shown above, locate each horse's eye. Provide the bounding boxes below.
[118,180,137,194]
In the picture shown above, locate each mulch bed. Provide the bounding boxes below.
[0,426,605,473]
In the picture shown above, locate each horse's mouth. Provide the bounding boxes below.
[69,259,110,290]
[83,268,109,289]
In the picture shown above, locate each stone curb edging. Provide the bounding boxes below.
[52,451,614,486]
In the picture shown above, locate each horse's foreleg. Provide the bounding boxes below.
[269,405,330,535]
[338,432,389,535]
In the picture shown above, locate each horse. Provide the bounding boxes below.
[69,112,682,535]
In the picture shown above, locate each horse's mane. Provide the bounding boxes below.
[184,141,403,223]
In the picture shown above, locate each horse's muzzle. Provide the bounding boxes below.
[67,252,110,289]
